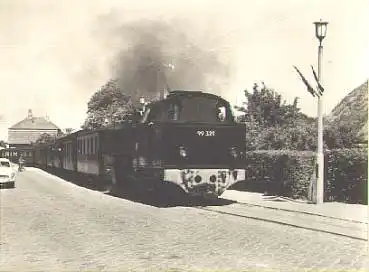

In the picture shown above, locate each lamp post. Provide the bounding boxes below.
[313,19,328,204]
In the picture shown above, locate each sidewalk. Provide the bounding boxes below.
[221,190,368,224]
[221,190,368,240]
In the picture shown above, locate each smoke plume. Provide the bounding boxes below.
[97,16,232,103]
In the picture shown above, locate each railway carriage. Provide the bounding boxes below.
[0,147,34,166]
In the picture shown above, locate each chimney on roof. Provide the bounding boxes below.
[45,113,49,121]
[28,109,33,119]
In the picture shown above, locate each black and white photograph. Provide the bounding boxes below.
[0,0,368,271]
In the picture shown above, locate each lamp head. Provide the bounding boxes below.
[314,19,328,43]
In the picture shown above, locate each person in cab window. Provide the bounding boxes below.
[216,104,226,122]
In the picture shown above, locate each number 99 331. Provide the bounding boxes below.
[196,130,216,137]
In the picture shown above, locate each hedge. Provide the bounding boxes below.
[325,148,367,204]
[231,148,368,204]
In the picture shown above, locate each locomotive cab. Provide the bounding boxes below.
[131,90,246,197]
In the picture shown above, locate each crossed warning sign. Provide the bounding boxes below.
[293,66,324,97]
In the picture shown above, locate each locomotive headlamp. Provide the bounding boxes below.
[229,147,238,158]
[179,146,187,158]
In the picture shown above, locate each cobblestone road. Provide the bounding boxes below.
[1,169,368,271]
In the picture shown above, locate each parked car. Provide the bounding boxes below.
[0,158,16,188]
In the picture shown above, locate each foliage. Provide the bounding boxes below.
[35,133,55,144]
[324,122,364,149]
[232,150,316,199]
[64,128,74,134]
[82,79,137,130]
[235,82,364,150]
[236,82,302,127]
[325,148,367,204]
[232,148,368,204]
[57,129,65,137]
[327,80,368,143]
[235,82,317,151]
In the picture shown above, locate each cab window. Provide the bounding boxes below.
[168,102,180,121]
[216,104,227,122]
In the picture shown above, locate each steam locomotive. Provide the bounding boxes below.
[1,90,246,197]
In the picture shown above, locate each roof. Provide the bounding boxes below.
[167,90,224,100]
[9,117,60,130]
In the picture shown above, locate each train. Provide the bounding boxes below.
[0,90,246,198]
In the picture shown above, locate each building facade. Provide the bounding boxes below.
[8,109,60,148]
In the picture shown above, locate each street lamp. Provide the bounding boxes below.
[313,19,328,204]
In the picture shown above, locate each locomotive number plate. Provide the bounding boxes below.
[196,130,215,137]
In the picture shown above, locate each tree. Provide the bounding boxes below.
[35,133,55,144]
[235,82,317,151]
[324,123,362,149]
[0,140,7,148]
[64,128,74,134]
[82,79,137,130]
[236,82,305,128]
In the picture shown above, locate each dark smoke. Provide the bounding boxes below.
[99,17,232,103]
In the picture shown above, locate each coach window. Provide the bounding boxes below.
[88,137,90,155]
[92,136,95,154]
[86,138,89,155]
[90,136,94,154]
[86,138,88,155]
[91,137,94,154]
[87,137,92,154]
[95,136,99,153]
[85,138,88,155]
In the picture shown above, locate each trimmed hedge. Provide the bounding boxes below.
[325,148,367,204]
[232,148,367,204]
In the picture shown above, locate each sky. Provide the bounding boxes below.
[0,0,368,140]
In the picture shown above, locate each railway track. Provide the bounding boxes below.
[193,200,367,241]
